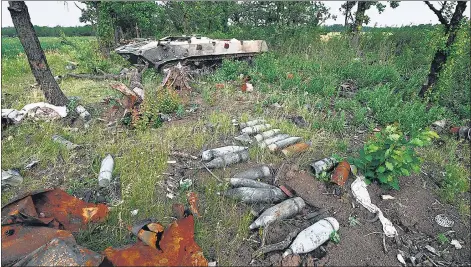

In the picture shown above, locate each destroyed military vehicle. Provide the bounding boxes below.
[115,35,268,72]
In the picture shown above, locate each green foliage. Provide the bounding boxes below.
[330,231,340,244]
[349,125,439,190]
[440,163,470,203]
[436,233,449,245]
[156,90,182,114]
[1,25,93,38]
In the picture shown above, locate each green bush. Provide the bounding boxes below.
[349,125,439,189]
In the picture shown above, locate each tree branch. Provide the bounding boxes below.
[74,2,85,13]
[424,1,449,26]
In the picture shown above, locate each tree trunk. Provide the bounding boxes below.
[8,1,69,106]
[350,1,368,48]
[419,1,467,98]
[352,1,368,33]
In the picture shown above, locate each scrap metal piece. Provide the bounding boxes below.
[12,237,104,266]
[2,188,108,232]
[331,161,351,186]
[187,192,200,217]
[1,224,75,266]
[104,215,208,266]
[310,157,338,176]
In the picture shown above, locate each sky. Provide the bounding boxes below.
[1,1,470,28]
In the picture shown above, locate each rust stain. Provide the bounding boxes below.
[31,188,109,232]
[105,215,208,266]
[187,192,200,217]
[2,189,108,232]
[331,161,351,186]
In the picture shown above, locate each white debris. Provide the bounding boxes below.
[425,245,440,256]
[167,160,177,164]
[1,102,67,124]
[435,214,454,228]
[98,154,114,188]
[1,169,23,187]
[451,239,462,249]
[397,254,406,265]
[351,175,398,237]
[75,105,91,121]
[245,83,254,92]
[131,209,139,216]
[24,160,40,170]
[208,261,217,267]
[166,192,175,199]
[432,119,446,128]
[381,195,395,200]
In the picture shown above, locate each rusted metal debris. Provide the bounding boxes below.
[187,192,200,217]
[331,161,351,186]
[105,215,208,266]
[12,237,104,267]
[450,126,470,141]
[2,188,108,232]
[1,189,109,266]
[1,225,75,266]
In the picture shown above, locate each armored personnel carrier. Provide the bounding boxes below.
[115,35,268,72]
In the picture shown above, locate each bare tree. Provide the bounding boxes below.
[8,1,69,106]
[419,1,468,97]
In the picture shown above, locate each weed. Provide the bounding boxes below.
[349,125,439,189]
[348,216,361,226]
[436,233,449,245]
[156,89,181,114]
[440,163,469,203]
[330,231,341,244]
[176,104,185,118]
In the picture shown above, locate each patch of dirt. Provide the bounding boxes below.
[276,164,470,266]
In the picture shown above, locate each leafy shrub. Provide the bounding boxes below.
[349,125,439,189]
[156,89,181,114]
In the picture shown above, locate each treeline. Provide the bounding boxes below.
[1,25,94,37]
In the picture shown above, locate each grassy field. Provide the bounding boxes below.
[1,29,470,264]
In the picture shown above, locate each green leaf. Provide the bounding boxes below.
[377,166,386,173]
[365,155,373,162]
[388,134,400,141]
[378,173,388,183]
[390,178,400,190]
[401,168,410,176]
[385,162,394,171]
[365,170,375,178]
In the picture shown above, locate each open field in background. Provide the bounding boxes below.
[1,26,470,265]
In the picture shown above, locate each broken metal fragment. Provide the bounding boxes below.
[104,215,208,266]
[12,237,103,267]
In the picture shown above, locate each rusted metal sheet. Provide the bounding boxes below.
[129,219,165,249]
[12,237,104,266]
[1,224,74,266]
[2,188,109,232]
[105,215,208,266]
[331,161,351,186]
